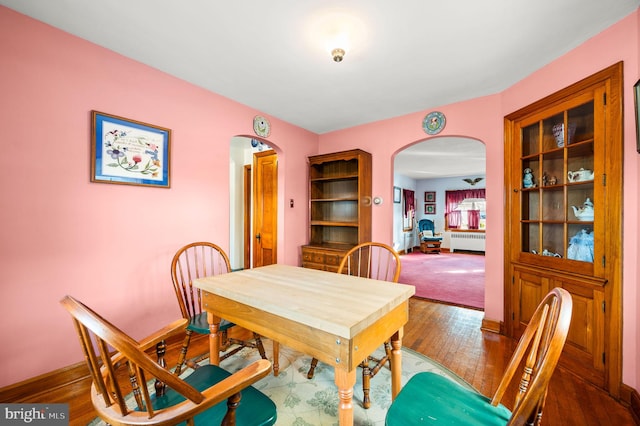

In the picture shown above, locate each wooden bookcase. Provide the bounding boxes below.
[504,62,622,396]
[301,149,372,272]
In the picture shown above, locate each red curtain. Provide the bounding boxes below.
[403,189,415,229]
[468,210,480,229]
[445,189,485,229]
[403,189,415,216]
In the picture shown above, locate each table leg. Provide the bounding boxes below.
[390,328,404,400]
[334,367,356,425]
[272,341,280,376]
[207,311,221,366]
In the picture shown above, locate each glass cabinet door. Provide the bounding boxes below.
[518,99,596,273]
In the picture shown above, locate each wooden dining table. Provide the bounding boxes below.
[193,263,415,425]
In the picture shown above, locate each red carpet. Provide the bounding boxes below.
[399,251,484,310]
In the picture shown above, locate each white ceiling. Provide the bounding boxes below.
[2,0,638,178]
[394,137,486,179]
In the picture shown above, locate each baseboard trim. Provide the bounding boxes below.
[0,334,186,403]
[400,246,451,255]
[621,383,640,424]
[0,361,89,403]
[480,317,502,334]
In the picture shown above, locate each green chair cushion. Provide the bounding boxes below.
[147,364,276,426]
[188,312,235,334]
[385,372,511,426]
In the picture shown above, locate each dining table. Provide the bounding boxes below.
[193,263,415,425]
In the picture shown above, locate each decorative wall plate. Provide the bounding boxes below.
[253,115,271,137]
[422,111,446,135]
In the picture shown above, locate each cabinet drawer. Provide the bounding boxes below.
[302,261,325,271]
[302,246,348,272]
[302,248,325,263]
[325,254,341,266]
[325,264,340,273]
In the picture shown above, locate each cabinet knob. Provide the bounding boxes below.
[513,189,519,193]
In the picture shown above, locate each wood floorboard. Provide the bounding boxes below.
[405,298,634,426]
[38,297,634,425]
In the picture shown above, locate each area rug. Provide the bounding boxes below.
[399,251,485,310]
[90,340,467,425]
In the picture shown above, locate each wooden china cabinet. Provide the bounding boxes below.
[301,149,372,272]
[504,63,622,396]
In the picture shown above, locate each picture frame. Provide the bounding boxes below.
[634,79,640,153]
[91,111,171,188]
[393,186,401,203]
[425,203,436,214]
[425,191,436,202]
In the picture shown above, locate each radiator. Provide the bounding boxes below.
[404,231,415,252]
[450,232,486,252]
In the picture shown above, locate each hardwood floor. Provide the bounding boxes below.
[407,299,634,426]
[45,298,636,425]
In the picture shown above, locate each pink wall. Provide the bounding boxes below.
[500,10,640,391]
[318,95,505,319]
[1,5,639,396]
[318,9,640,391]
[0,6,317,387]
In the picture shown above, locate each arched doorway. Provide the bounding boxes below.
[393,137,486,309]
[229,136,277,270]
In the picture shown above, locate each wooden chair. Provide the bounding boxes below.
[386,287,573,426]
[60,295,277,426]
[171,242,267,375]
[307,241,402,409]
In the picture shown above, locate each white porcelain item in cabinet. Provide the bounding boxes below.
[568,168,594,182]
[571,197,594,221]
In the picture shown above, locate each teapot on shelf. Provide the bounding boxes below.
[571,197,594,221]
[567,168,594,182]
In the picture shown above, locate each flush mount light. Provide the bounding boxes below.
[331,48,345,62]
[305,10,366,64]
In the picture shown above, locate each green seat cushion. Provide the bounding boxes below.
[147,364,276,426]
[188,312,235,334]
[386,372,511,426]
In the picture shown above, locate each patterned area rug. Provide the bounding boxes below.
[91,339,467,425]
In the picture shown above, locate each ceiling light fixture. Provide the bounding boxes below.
[305,10,366,64]
[331,48,345,62]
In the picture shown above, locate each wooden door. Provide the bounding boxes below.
[253,151,277,267]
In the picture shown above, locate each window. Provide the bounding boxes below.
[402,189,415,231]
[445,189,486,230]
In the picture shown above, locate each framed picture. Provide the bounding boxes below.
[91,111,171,188]
[425,191,436,202]
[425,203,436,214]
[393,186,401,203]
[634,79,640,153]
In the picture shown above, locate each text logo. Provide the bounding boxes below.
[0,404,68,425]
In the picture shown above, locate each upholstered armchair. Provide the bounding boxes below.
[418,219,442,254]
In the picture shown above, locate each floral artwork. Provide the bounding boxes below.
[91,111,171,187]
